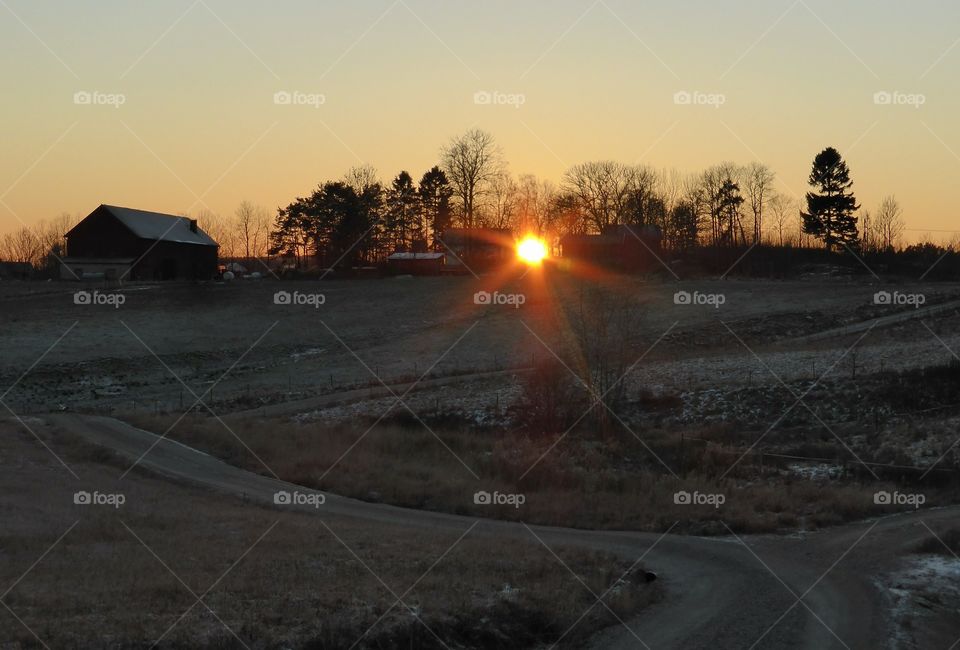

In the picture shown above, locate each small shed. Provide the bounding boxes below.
[386,252,445,275]
[0,261,33,280]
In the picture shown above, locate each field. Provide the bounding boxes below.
[0,417,661,649]
[3,270,960,648]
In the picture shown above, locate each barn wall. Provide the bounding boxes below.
[66,208,145,258]
[136,241,218,281]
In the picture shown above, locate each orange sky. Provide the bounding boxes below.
[2,0,959,242]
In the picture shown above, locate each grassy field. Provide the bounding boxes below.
[5,275,960,540]
[129,410,936,535]
[0,419,661,649]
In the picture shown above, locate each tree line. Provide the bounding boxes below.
[0,130,921,271]
[266,129,912,267]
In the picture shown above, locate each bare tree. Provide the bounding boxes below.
[0,213,79,269]
[198,209,238,258]
[1,227,43,265]
[744,162,776,243]
[562,161,634,232]
[343,164,380,195]
[624,165,661,227]
[697,163,741,246]
[860,209,874,252]
[874,195,905,251]
[517,174,556,236]
[235,201,270,260]
[517,284,644,436]
[487,170,519,230]
[566,284,644,434]
[768,194,797,246]
[440,129,502,229]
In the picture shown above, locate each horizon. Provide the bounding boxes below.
[2,0,960,243]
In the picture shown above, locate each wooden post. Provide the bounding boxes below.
[679,434,684,477]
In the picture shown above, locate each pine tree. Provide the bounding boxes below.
[418,166,453,250]
[716,177,745,246]
[384,171,419,252]
[802,147,860,249]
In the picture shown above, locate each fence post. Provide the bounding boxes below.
[679,434,685,477]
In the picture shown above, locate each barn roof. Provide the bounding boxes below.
[387,252,445,261]
[70,205,219,247]
[440,227,513,247]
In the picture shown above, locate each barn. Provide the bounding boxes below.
[439,227,513,273]
[560,224,663,272]
[61,205,219,281]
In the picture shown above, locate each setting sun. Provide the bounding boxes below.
[517,236,548,265]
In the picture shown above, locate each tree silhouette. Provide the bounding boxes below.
[440,129,502,229]
[418,166,453,249]
[272,181,380,269]
[802,147,860,249]
[384,171,419,252]
[716,176,745,246]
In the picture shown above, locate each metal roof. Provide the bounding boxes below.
[387,252,445,260]
[87,205,218,247]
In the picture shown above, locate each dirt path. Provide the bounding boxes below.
[40,413,960,649]
[788,297,960,344]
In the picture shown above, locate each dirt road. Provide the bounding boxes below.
[40,413,959,649]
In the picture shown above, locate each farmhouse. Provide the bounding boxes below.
[61,205,219,281]
[560,224,663,272]
[439,227,513,273]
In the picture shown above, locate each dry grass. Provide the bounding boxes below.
[913,527,960,556]
[0,420,660,649]
[127,412,902,535]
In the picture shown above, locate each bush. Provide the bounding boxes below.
[511,359,588,435]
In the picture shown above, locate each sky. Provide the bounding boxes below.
[2,0,959,240]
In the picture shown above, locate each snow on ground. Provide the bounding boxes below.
[883,554,960,649]
[787,463,844,480]
[293,377,522,428]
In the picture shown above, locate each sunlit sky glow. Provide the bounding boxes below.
[2,0,959,239]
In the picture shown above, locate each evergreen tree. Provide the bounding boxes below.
[418,166,453,249]
[802,147,860,249]
[716,177,745,246]
[384,171,419,252]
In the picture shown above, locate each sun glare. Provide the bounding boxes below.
[517,236,548,265]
